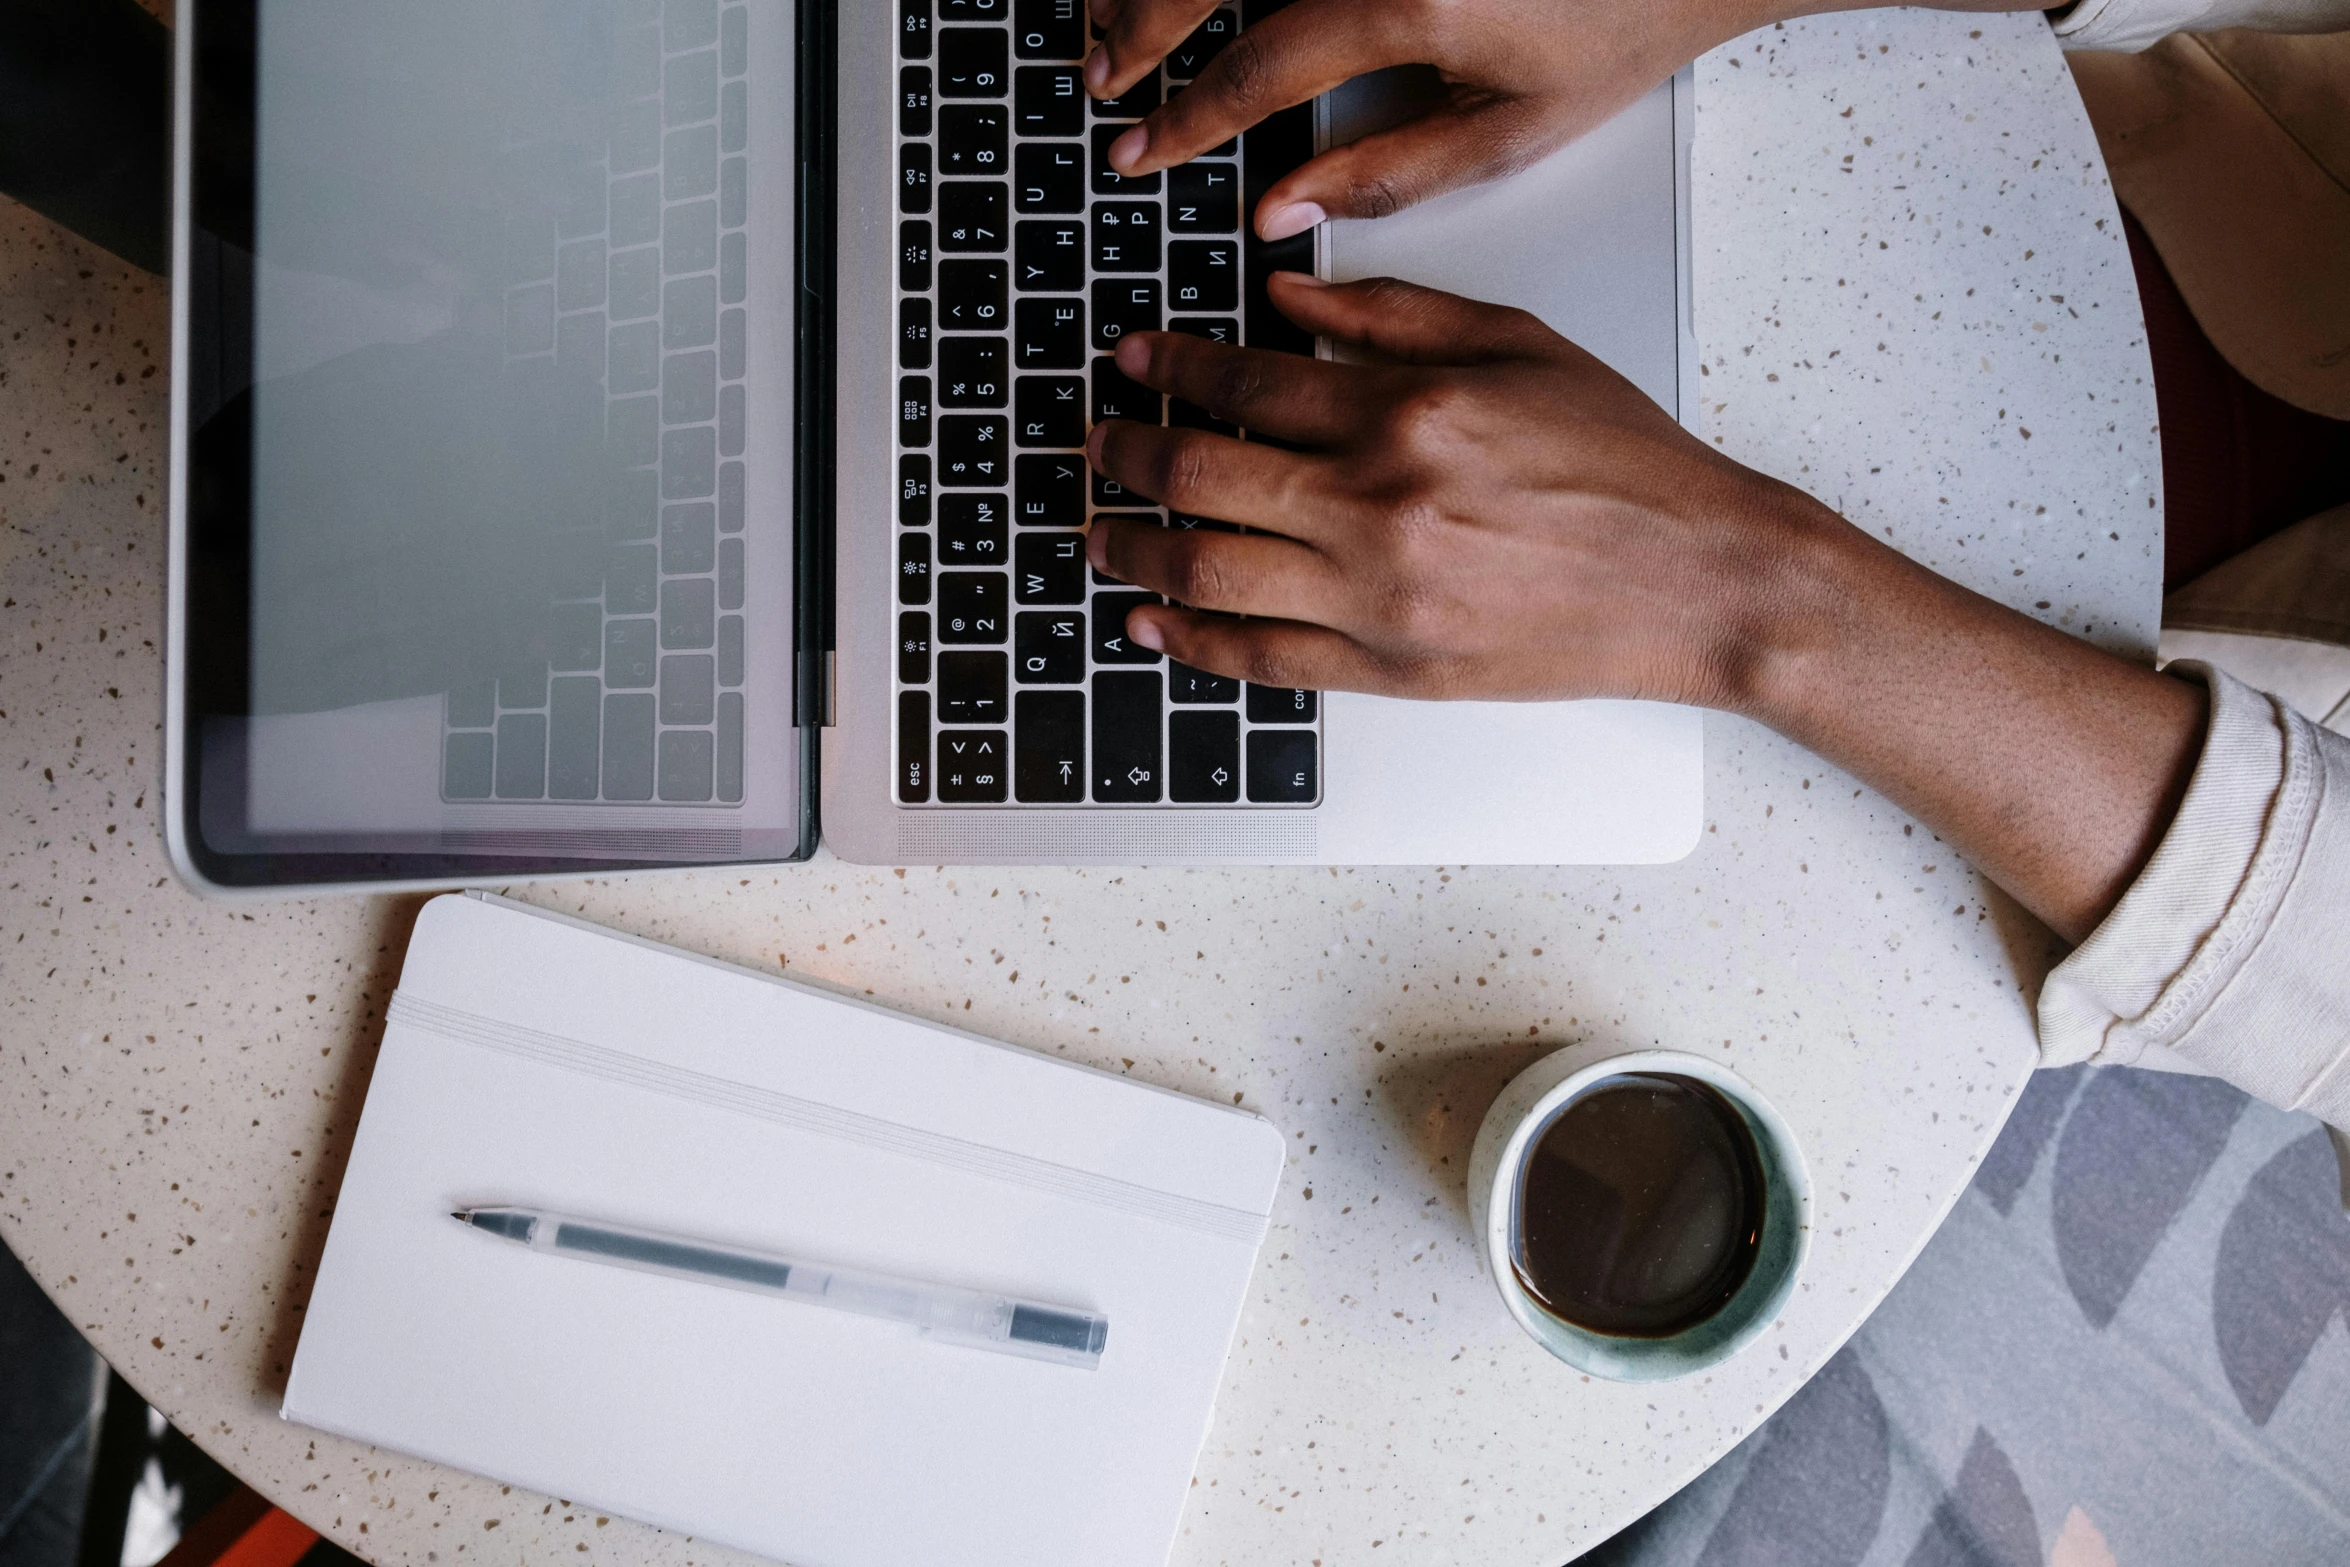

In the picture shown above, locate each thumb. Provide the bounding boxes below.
[1266,273,1559,365]
[1255,97,1559,239]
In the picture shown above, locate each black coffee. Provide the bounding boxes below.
[1512,1073,1766,1338]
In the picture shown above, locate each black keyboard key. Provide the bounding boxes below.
[937,729,1010,802]
[1169,709,1240,801]
[940,335,1009,406]
[1093,468,1144,507]
[939,0,1007,17]
[1014,64,1082,136]
[898,689,931,802]
[939,414,1009,484]
[1171,397,1235,435]
[940,491,1009,563]
[1014,219,1084,291]
[939,259,1008,329]
[900,220,934,290]
[1090,201,1161,272]
[1170,239,1239,311]
[1014,690,1085,802]
[901,143,933,214]
[901,66,934,134]
[1246,683,1316,723]
[1168,161,1239,232]
[938,181,1009,250]
[899,452,932,524]
[1016,452,1086,526]
[1014,142,1083,212]
[899,530,932,604]
[1093,590,1162,663]
[1091,672,1163,802]
[1245,104,1317,355]
[938,28,1008,96]
[938,570,1010,642]
[1014,296,1084,366]
[1091,124,1159,194]
[899,374,933,446]
[939,650,1008,723]
[900,611,933,683]
[1014,0,1083,59]
[901,0,933,59]
[1093,68,1159,118]
[1014,529,1085,601]
[1170,660,1240,703]
[1016,374,1085,446]
[1169,509,1238,532]
[1091,277,1160,348]
[1166,8,1236,78]
[938,105,1009,175]
[900,297,933,369]
[1247,727,1317,802]
[1092,359,1161,425]
[1015,609,1086,682]
[1171,315,1238,344]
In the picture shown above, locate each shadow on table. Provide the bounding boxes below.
[248,894,436,1404]
[1367,1035,1559,1233]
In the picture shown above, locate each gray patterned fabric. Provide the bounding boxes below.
[1580,1066,2350,1566]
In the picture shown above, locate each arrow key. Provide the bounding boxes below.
[1170,710,1240,803]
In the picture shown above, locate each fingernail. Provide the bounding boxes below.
[1259,202,1327,242]
[1084,48,1112,92]
[1271,269,1328,289]
[1129,617,1164,652]
[1086,526,1109,569]
[1115,333,1151,373]
[1108,124,1148,172]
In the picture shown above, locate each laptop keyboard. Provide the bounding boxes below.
[442,0,752,806]
[894,0,1325,807]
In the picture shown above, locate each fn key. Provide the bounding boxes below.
[1246,728,1317,803]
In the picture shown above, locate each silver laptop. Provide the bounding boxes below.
[167,0,1698,892]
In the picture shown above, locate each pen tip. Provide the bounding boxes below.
[449,1210,469,1223]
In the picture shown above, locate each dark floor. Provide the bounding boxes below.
[0,1237,358,1567]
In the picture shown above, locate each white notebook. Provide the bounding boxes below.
[285,892,1287,1567]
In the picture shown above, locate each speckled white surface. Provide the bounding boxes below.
[0,10,2158,1566]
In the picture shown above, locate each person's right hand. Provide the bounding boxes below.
[1086,0,1780,238]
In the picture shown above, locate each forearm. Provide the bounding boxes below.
[1735,496,2207,944]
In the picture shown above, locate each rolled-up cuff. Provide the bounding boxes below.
[2051,0,2350,50]
[2040,664,2350,1126]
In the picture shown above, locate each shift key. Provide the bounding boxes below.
[1091,671,1162,802]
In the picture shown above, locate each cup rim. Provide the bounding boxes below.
[1477,1049,1812,1382]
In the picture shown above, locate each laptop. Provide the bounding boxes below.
[167,0,1700,891]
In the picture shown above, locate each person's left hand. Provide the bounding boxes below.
[1083,273,1851,711]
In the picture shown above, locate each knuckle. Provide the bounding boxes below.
[1341,165,1415,222]
[1148,431,1215,506]
[1204,354,1269,420]
[1211,31,1278,113]
[1379,379,1469,454]
[1240,642,1302,690]
[1166,539,1233,607]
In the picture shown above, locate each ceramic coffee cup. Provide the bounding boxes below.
[1466,1049,1811,1381]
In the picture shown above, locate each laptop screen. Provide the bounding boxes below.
[177,0,813,887]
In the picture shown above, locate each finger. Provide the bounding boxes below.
[1266,272,1558,365]
[1124,607,1386,695]
[1253,96,1561,236]
[1110,329,1367,446]
[1086,419,1348,541]
[1111,0,1411,176]
[1087,516,1347,621]
[1086,0,1219,102]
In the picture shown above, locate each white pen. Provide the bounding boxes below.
[451,1207,1107,1369]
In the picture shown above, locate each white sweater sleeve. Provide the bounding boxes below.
[2040,663,2350,1126]
[2051,0,2350,52]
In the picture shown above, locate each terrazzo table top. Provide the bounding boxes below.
[0,9,2158,1565]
